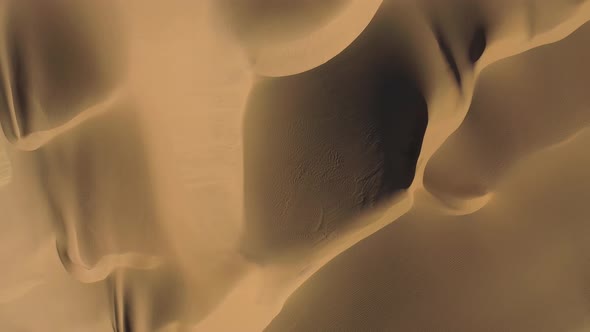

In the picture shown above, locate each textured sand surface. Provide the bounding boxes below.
[0,0,589,331]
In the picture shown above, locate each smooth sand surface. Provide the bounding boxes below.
[0,0,589,331]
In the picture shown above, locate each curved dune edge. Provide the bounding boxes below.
[56,236,162,284]
[411,0,590,210]
[525,125,590,157]
[414,121,588,217]
[245,0,383,77]
[6,88,124,152]
[191,5,590,331]
[419,189,495,216]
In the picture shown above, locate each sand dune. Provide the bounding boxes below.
[0,0,125,145]
[0,0,589,331]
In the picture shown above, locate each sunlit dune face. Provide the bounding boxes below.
[0,0,590,331]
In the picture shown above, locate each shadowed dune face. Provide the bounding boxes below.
[33,107,163,269]
[0,0,125,143]
[424,1,489,86]
[241,4,428,262]
[214,0,349,45]
[0,0,589,331]
[209,0,384,77]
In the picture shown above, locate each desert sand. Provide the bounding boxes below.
[0,0,589,331]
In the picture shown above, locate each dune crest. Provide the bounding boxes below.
[1,1,590,331]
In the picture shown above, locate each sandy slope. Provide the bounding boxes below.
[0,0,589,331]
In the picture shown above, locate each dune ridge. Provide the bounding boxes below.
[190,1,590,330]
[1,0,590,331]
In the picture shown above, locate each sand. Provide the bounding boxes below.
[0,0,589,331]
